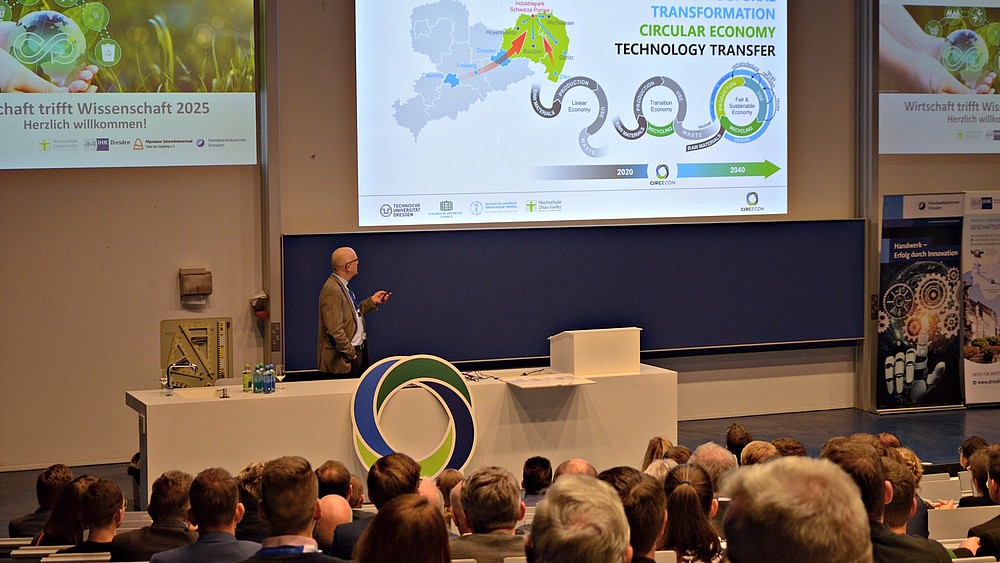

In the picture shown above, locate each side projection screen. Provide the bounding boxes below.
[0,0,257,169]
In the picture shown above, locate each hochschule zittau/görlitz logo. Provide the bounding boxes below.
[351,354,477,476]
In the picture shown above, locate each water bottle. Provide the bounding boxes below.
[265,364,275,393]
[242,363,252,393]
[253,363,262,393]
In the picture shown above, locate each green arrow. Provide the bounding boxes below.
[676,160,781,179]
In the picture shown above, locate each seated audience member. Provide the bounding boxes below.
[236,461,269,543]
[850,433,889,457]
[688,442,738,538]
[725,423,753,463]
[330,452,421,559]
[527,474,632,563]
[960,449,996,507]
[435,468,463,528]
[641,436,673,471]
[598,466,644,498]
[355,494,450,563]
[418,477,446,515]
[8,463,73,538]
[450,480,472,536]
[33,474,98,546]
[553,457,598,479]
[666,445,692,465]
[312,495,352,553]
[723,456,872,563]
[621,475,667,563]
[879,432,903,449]
[882,458,975,556]
[521,456,552,506]
[896,447,930,538]
[739,440,780,466]
[59,479,125,554]
[449,466,526,563]
[315,461,352,499]
[969,444,1000,538]
[967,445,1000,557]
[771,437,807,457]
[659,464,723,563]
[820,438,950,562]
[688,442,738,493]
[960,436,989,471]
[347,474,365,509]
[246,456,346,562]
[151,468,260,563]
[112,470,198,561]
[642,459,678,484]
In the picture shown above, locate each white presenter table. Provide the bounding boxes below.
[125,364,677,508]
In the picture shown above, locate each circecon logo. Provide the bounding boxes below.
[351,355,477,477]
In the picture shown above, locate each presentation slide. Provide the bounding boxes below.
[356,0,787,227]
[879,1,1000,154]
[0,0,256,169]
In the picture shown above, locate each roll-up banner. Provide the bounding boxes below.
[963,192,1000,404]
[877,194,965,411]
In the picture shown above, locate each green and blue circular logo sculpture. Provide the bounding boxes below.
[351,355,477,477]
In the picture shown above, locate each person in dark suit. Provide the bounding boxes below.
[57,479,125,555]
[329,452,421,559]
[723,456,872,563]
[521,456,551,507]
[151,468,259,563]
[448,466,526,563]
[821,438,950,563]
[111,470,198,561]
[317,247,390,377]
[526,475,632,563]
[236,461,269,543]
[354,494,451,562]
[242,456,347,562]
[620,475,667,563]
[882,458,977,557]
[8,464,73,538]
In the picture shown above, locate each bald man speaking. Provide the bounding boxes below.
[317,247,391,377]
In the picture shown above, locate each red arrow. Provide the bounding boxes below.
[508,31,527,56]
[543,37,554,63]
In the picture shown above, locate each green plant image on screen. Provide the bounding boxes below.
[2,0,254,93]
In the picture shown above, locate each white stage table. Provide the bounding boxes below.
[125,364,677,507]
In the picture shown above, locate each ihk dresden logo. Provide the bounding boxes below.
[380,205,392,218]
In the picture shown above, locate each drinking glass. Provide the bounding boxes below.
[275,364,286,390]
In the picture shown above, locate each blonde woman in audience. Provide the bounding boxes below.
[642,436,673,470]
[659,464,724,563]
[355,494,450,563]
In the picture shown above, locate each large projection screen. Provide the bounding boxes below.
[878,1,1000,154]
[0,0,257,169]
[277,1,857,235]
[356,1,788,226]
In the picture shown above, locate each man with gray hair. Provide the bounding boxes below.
[689,442,738,537]
[449,466,526,563]
[528,474,632,563]
[723,456,873,563]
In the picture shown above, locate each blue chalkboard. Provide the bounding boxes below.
[282,220,865,371]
